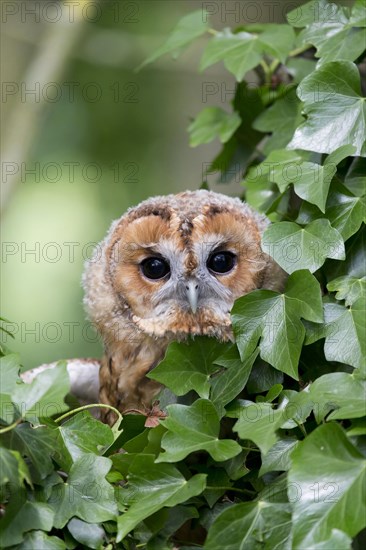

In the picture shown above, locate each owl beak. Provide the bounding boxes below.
[185,280,199,314]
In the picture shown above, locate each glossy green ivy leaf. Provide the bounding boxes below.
[17,531,66,549]
[145,506,199,549]
[322,226,365,283]
[232,270,323,379]
[157,399,242,462]
[259,438,299,476]
[3,423,60,481]
[0,448,30,489]
[286,57,317,83]
[253,24,296,62]
[309,372,366,421]
[287,0,329,27]
[201,25,295,81]
[344,157,366,196]
[0,353,21,395]
[247,360,284,394]
[305,530,353,550]
[305,298,366,370]
[253,87,303,154]
[138,10,209,69]
[325,188,366,241]
[274,146,354,212]
[289,422,366,549]
[56,411,114,470]
[0,500,54,547]
[188,107,241,147]
[204,500,292,549]
[262,219,345,274]
[11,363,69,423]
[232,401,284,454]
[327,275,366,306]
[210,347,258,416]
[149,337,228,398]
[49,454,117,528]
[116,454,206,542]
[203,467,231,507]
[67,518,105,549]
[200,30,262,81]
[291,0,366,64]
[288,61,366,156]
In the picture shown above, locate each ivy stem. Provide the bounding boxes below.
[260,58,281,85]
[0,418,21,434]
[241,446,260,452]
[289,44,311,57]
[269,59,280,73]
[260,59,272,85]
[294,419,307,438]
[54,403,122,424]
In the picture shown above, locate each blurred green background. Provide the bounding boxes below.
[1,0,305,368]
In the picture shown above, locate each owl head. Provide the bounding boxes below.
[83,190,284,344]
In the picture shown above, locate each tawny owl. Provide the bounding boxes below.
[82,190,285,424]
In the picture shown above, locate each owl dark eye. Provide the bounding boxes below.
[141,257,170,280]
[207,251,236,274]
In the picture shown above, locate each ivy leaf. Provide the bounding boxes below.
[232,401,284,454]
[292,0,366,64]
[325,187,366,241]
[67,518,105,549]
[0,353,21,395]
[210,346,258,416]
[200,30,262,81]
[203,468,231,507]
[204,501,292,549]
[156,399,242,462]
[260,147,353,212]
[18,532,58,550]
[288,61,366,156]
[188,107,241,147]
[138,10,209,69]
[0,448,31,489]
[322,225,365,283]
[0,500,54,548]
[232,270,323,379]
[306,530,353,550]
[289,422,366,548]
[262,219,345,274]
[305,299,366,370]
[327,275,366,306]
[286,57,317,83]
[17,531,66,550]
[149,337,228,398]
[200,26,295,81]
[11,363,70,422]
[145,506,199,549]
[253,24,296,63]
[260,438,300,475]
[49,454,117,528]
[56,411,114,470]
[3,423,60,481]
[308,372,366,421]
[116,454,206,542]
[344,157,366,196]
[247,360,284,394]
[253,87,303,154]
[287,0,329,27]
